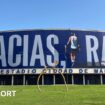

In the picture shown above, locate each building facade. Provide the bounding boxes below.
[0,29,105,85]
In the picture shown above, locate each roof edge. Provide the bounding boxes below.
[0,28,105,33]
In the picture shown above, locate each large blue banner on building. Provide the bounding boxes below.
[0,29,105,69]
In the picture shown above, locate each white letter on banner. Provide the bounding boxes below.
[0,36,7,67]
[8,35,22,67]
[102,36,105,65]
[47,34,59,66]
[23,35,28,66]
[86,35,99,64]
[30,35,45,66]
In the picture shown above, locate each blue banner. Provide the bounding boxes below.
[0,29,105,68]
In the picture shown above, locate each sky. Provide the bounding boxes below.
[0,0,105,31]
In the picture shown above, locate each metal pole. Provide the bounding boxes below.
[42,75,44,85]
[83,74,85,85]
[11,75,14,85]
[23,75,25,85]
[100,74,103,85]
[72,74,74,85]
[53,74,55,85]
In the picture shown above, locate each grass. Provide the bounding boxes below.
[0,85,105,105]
